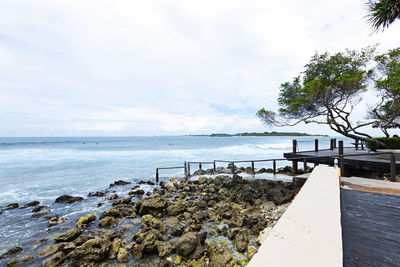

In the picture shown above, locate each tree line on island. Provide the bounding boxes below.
[208,132,327,137]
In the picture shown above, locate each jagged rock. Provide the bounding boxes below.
[66,238,111,266]
[21,201,40,208]
[6,256,34,266]
[76,214,96,226]
[106,194,118,200]
[38,242,75,258]
[108,239,121,259]
[185,259,207,267]
[99,216,121,228]
[233,229,249,252]
[136,198,167,216]
[208,244,233,267]
[198,176,207,184]
[73,235,95,246]
[267,185,294,205]
[141,214,167,234]
[117,247,129,263]
[43,251,65,267]
[100,205,135,219]
[247,245,258,260]
[159,259,174,267]
[166,202,186,216]
[55,195,83,204]
[156,241,175,257]
[88,191,105,197]
[55,227,82,242]
[129,190,144,196]
[32,205,47,212]
[175,232,206,257]
[110,180,131,187]
[32,209,50,218]
[227,228,240,240]
[48,216,67,227]
[6,203,19,210]
[112,197,132,206]
[141,229,162,253]
[232,174,243,184]
[0,247,22,259]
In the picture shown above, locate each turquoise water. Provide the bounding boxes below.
[0,136,351,206]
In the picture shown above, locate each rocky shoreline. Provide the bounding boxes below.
[0,170,298,266]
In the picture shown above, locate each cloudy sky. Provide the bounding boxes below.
[0,0,399,136]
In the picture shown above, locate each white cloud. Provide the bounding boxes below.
[0,0,399,136]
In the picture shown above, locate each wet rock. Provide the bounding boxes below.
[0,247,22,259]
[55,227,82,242]
[171,224,185,237]
[88,191,106,197]
[158,259,174,267]
[32,205,47,212]
[138,180,155,185]
[55,195,83,204]
[140,214,167,234]
[108,239,121,259]
[227,228,240,240]
[193,169,207,175]
[175,232,206,257]
[186,259,207,267]
[198,176,207,184]
[247,245,258,260]
[99,216,121,228]
[166,202,186,216]
[208,244,233,267]
[7,256,34,266]
[117,247,130,263]
[6,203,19,210]
[102,229,126,241]
[100,205,135,219]
[97,203,103,207]
[136,198,167,217]
[106,194,119,200]
[233,229,249,252]
[48,216,67,227]
[66,237,111,266]
[73,235,95,246]
[32,209,50,218]
[76,214,96,226]
[110,180,131,187]
[129,190,145,196]
[43,251,65,267]
[112,197,132,206]
[267,184,294,205]
[141,229,162,253]
[232,174,243,184]
[21,201,40,208]
[156,241,174,257]
[241,187,256,203]
[38,242,75,258]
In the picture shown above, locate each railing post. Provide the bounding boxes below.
[251,161,255,173]
[355,139,359,150]
[273,160,276,175]
[361,141,364,150]
[315,139,318,152]
[330,139,334,150]
[391,153,396,182]
[231,162,235,175]
[187,163,190,176]
[213,161,216,174]
[303,158,307,173]
[156,168,159,183]
[333,138,337,148]
[339,141,344,176]
[184,161,187,180]
[292,140,298,174]
[199,163,202,171]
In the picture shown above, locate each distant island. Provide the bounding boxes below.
[190,131,328,137]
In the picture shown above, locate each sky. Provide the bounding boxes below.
[0,0,399,137]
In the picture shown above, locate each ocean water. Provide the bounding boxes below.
[0,135,351,207]
[0,135,352,260]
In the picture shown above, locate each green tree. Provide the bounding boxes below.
[369,47,400,136]
[257,47,387,147]
[367,0,400,32]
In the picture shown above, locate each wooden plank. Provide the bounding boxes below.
[341,188,400,266]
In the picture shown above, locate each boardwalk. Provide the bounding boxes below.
[341,187,400,266]
[284,147,400,174]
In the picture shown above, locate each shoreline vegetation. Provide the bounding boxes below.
[189,131,328,137]
[0,166,299,267]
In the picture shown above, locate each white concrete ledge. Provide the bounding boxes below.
[248,166,342,267]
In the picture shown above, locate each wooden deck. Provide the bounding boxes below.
[284,147,400,174]
[341,187,400,266]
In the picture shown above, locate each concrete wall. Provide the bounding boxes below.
[248,166,342,267]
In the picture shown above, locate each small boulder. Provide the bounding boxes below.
[66,238,111,266]
[112,197,132,206]
[21,201,40,208]
[140,214,167,234]
[76,214,96,226]
[0,247,22,259]
[32,205,47,212]
[88,191,105,197]
[233,229,249,252]
[99,216,121,228]
[55,195,83,204]
[208,244,233,267]
[117,247,130,263]
[7,256,34,266]
[108,239,121,259]
[110,180,131,187]
[48,216,67,227]
[43,251,65,267]
[55,227,82,242]
[106,194,118,200]
[6,203,19,210]
[156,241,175,257]
[32,209,50,218]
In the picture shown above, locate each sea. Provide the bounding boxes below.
[0,135,351,259]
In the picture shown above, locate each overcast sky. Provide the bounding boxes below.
[0,0,399,137]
